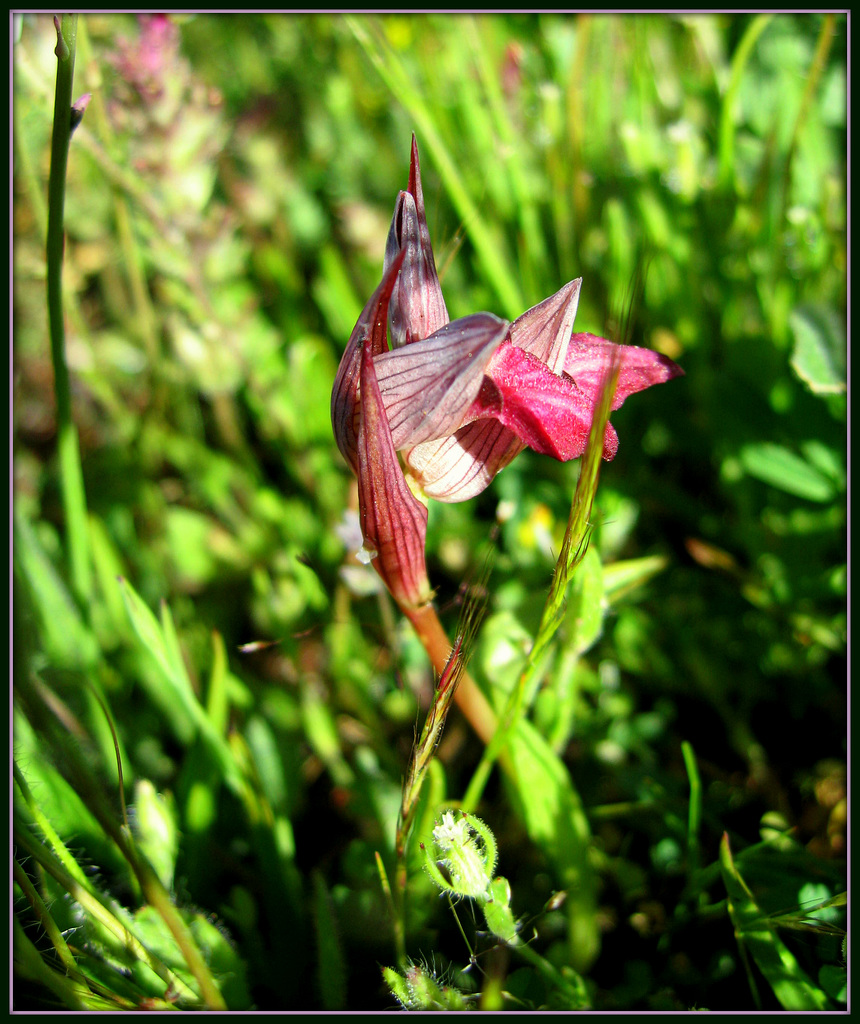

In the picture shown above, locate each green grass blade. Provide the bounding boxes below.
[718,14,774,190]
[720,833,832,1010]
[682,741,702,876]
[46,13,92,603]
[312,871,348,1009]
[119,579,244,795]
[13,510,99,669]
[464,361,619,810]
[347,15,525,318]
[14,815,199,1006]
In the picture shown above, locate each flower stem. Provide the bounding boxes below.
[46,14,91,603]
[403,601,498,747]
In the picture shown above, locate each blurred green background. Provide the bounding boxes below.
[13,12,846,1011]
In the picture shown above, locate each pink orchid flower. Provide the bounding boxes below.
[331,137,682,604]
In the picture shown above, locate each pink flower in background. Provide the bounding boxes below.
[112,14,178,98]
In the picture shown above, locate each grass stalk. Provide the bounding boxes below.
[403,601,498,747]
[15,676,229,1010]
[682,739,702,876]
[45,14,91,604]
[463,361,620,810]
[13,859,89,986]
[718,14,773,191]
[779,14,837,227]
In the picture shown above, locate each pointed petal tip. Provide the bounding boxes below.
[564,332,684,407]
[408,135,423,202]
[664,353,685,379]
[640,347,685,383]
[511,277,584,370]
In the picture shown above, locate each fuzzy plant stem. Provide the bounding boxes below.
[403,601,498,747]
[46,14,91,603]
[15,675,229,1010]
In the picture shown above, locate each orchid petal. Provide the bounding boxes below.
[405,419,524,503]
[334,137,685,516]
[481,342,618,462]
[357,285,431,611]
[374,313,509,448]
[510,278,582,372]
[564,333,684,410]
[384,136,449,348]
[331,250,405,475]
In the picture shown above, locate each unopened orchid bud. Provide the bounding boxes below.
[384,135,449,349]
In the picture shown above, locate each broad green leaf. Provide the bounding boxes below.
[478,609,532,700]
[206,629,230,733]
[87,514,130,644]
[602,554,669,603]
[800,440,845,490]
[119,580,196,742]
[13,714,127,882]
[165,507,235,587]
[738,443,837,502]
[13,917,125,1011]
[133,780,179,893]
[483,876,519,945]
[300,685,354,789]
[133,904,250,1009]
[563,545,605,657]
[244,714,297,856]
[818,964,847,1004]
[119,580,244,794]
[789,304,846,396]
[14,511,100,670]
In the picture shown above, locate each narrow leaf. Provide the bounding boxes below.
[504,720,599,973]
[720,834,832,1010]
[738,443,836,502]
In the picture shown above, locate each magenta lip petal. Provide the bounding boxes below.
[565,333,685,410]
[334,137,685,511]
[481,342,618,462]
